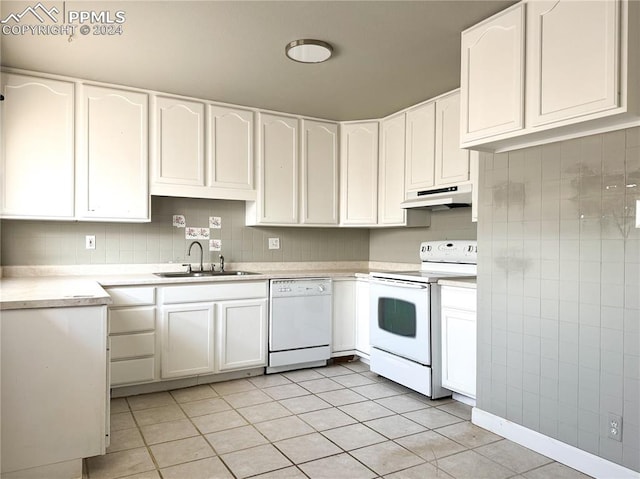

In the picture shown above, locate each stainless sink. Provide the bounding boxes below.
[153,271,260,278]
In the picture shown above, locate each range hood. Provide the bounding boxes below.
[401,183,472,210]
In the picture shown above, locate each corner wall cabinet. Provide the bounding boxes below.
[461,0,640,152]
[77,85,150,221]
[378,113,408,226]
[0,73,75,219]
[301,119,340,225]
[340,121,379,226]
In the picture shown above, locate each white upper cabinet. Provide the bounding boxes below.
[527,0,620,126]
[340,122,378,226]
[1,73,75,219]
[152,96,205,187]
[460,3,525,143]
[248,114,339,226]
[300,119,339,225]
[208,105,254,192]
[461,0,639,152]
[77,85,149,221]
[256,113,299,224]
[405,101,436,192]
[378,113,407,226]
[151,99,255,201]
[435,91,470,186]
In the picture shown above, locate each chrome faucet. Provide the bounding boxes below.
[219,255,225,272]
[188,241,204,272]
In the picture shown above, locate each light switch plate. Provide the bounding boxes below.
[85,235,96,250]
[268,238,280,250]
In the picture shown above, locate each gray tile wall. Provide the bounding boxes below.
[0,197,370,266]
[368,208,478,263]
[476,127,640,472]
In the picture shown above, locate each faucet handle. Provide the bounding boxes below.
[210,264,216,272]
[182,263,192,274]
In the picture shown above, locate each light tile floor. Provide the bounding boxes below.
[88,361,595,479]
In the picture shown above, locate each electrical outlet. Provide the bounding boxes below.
[85,235,96,250]
[268,237,280,250]
[607,413,623,441]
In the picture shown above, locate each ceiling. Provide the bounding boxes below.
[1,0,516,121]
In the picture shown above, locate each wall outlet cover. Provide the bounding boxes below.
[268,238,280,250]
[85,235,96,250]
[607,413,623,441]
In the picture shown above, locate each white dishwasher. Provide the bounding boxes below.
[267,278,332,373]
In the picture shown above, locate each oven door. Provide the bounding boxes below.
[369,278,431,365]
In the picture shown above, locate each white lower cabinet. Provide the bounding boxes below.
[107,286,157,386]
[158,281,269,380]
[216,299,268,371]
[1,305,108,476]
[355,279,371,358]
[161,303,215,379]
[440,285,477,399]
[332,279,357,356]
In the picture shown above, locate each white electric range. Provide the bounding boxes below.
[369,240,477,398]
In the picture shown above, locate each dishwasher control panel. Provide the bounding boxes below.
[270,279,332,297]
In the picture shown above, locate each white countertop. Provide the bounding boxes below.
[0,264,383,310]
[0,277,113,310]
[437,277,477,288]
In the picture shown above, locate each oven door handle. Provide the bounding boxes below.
[369,278,429,289]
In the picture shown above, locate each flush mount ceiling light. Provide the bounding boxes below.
[285,39,333,63]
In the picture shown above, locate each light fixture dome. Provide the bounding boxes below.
[285,39,333,63]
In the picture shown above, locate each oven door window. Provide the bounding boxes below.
[378,297,417,337]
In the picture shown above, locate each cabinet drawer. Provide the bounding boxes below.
[441,286,476,311]
[111,357,156,386]
[161,281,268,304]
[107,287,155,307]
[110,332,155,360]
[109,307,155,333]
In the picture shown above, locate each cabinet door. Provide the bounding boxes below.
[208,105,254,190]
[152,96,205,187]
[215,298,267,371]
[78,85,149,221]
[340,122,378,226]
[527,0,620,127]
[332,279,356,355]
[258,113,298,224]
[405,102,436,192]
[435,92,469,186]
[160,303,214,378]
[378,114,406,225]
[1,74,75,219]
[441,306,476,398]
[355,280,371,357]
[301,119,339,225]
[460,3,525,142]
